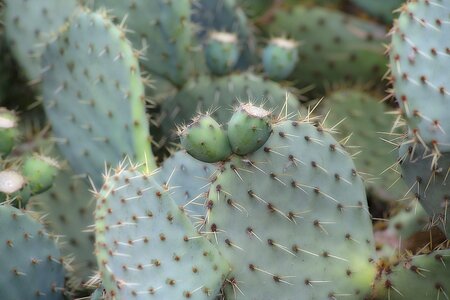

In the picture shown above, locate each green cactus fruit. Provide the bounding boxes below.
[193,0,256,69]
[374,249,450,299]
[41,10,156,187]
[30,169,96,290]
[322,89,409,201]
[3,0,78,80]
[0,170,25,195]
[180,114,232,163]
[266,5,387,92]
[352,0,403,23]
[0,108,19,157]
[389,0,450,154]
[262,38,299,81]
[156,150,215,223]
[0,204,65,299]
[90,0,201,87]
[205,119,376,299]
[398,142,450,238]
[94,167,230,299]
[205,32,240,76]
[21,154,59,195]
[159,73,302,146]
[227,103,272,155]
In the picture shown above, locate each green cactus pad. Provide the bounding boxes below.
[205,32,240,76]
[262,38,299,81]
[160,73,302,145]
[41,10,155,186]
[0,108,19,157]
[374,249,450,299]
[390,0,450,153]
[386,201,430,241]
[156,150,215,223]
[91,0,201,87]
[180,114,232,163]
[21,154,59,195]
[95,167,230,299]
[3,0,78,80]
[399,143,450,238]
[31,169,96,290]
[352,0,403,22]
[266,5,387,92]
[205,120,376,299]
[0,205,65,299]
[322,89,409,201]
[227,103,272,155]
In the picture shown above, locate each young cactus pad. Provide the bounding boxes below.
[389,0,450,153]
[227,103,272,155]
[41,10,155,186]
[204,120,376,299]
[179,114,232,163]
[94,167,230,299]
[0,205,65,299]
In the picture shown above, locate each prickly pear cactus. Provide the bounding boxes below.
[204,32,240,76]
[262,38,299,81]
[398,143,450,238]
[266,5,387,91]
[352,0,403,22]
[0,108,19,156]
[204,118,376,299]
[0,205,66,299]
[3,0,78,80]
[91,0,201,87]
[322,89,409,201]
[156,151,215,223]
[159,73,302,145]
[389,0,450,153]
[31,169,96,290]
[374,249,450,299]
[94,166,230,299]
[41,10,155,186]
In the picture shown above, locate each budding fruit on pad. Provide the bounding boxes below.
[263,37,299,80]
[205,31,240,76]
[0,170,25,195]
[228,103,272,155]
[21,154,60,194]
[179,114,232,163]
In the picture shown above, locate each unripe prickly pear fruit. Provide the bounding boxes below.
[0,108,19,157]
[179,114,232,163]
[21,155,60,194]
[0,170,25,195]
[205,31,240,76]
[227,103,272,155]
[262,38,299,80]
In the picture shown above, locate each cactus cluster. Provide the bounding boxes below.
[0,0,449,299]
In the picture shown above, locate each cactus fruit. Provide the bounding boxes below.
[179,114,232,163]
[398,143,450,238]
[159,73,302,145]
[204,118,376,299]
[321,89,409,201]
[205,32,240,76]
[262,38,299,81]
[41,10,156,186]
[0,205,66,299]
[0,108,19,156]
[30,169,96,290]
[91,0,201,87]
[227,103,272,155]
[21,154,59,194]
[156,151,215,222]
[266,5,387,91]
[389,0,450,154]
[3,0,78,80]
[374,249,450,299]
[193,0,256,69]
[94,167,230,299]
[0,170,25,195]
